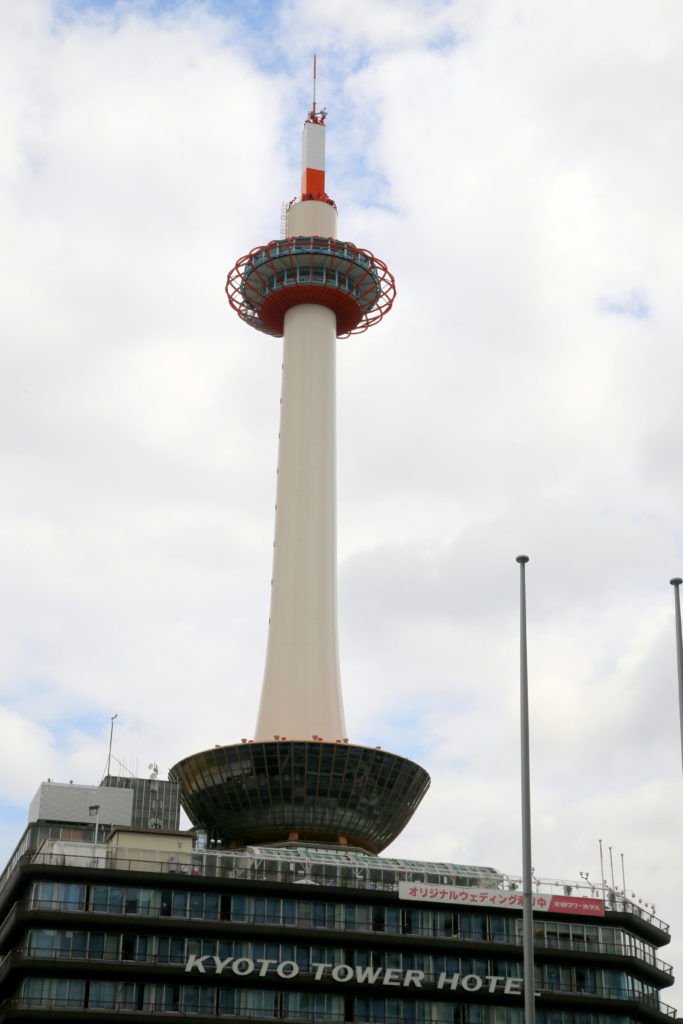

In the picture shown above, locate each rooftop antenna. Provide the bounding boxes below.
[111,753,136,777]
[105,714,117,780]
[307,55,326,125]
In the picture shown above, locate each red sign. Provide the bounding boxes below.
[548,895,604,917]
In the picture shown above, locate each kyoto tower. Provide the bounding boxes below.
[171,67,430,853]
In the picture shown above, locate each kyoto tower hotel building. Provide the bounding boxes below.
[0,75,677,1024]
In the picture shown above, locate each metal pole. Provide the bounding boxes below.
[599,839,605,901]
[670,578,683,774]
[106,714,117,778]
[516,555,535,1024]
[89,804,100,847]
[608,846,615,891]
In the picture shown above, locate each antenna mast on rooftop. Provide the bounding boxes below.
[102,713,117,781]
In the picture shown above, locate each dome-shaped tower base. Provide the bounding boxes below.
[170,741,430,855]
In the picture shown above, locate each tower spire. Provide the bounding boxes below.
[302,55,328,200]
[171,87,427,854]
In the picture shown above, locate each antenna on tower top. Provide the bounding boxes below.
[307,54,326,125]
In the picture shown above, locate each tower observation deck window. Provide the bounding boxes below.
[226,237,396,338]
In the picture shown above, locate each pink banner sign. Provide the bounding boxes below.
[398,883,604,917]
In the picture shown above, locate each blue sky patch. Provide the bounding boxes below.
[598,289,650,319]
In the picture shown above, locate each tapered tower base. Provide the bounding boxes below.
[170,741,430,855]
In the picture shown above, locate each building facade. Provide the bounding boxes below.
[0,837,676,1021]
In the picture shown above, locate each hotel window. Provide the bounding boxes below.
[432,954,458,978]
[492,959,519,979]
[218,938,235,960]
[355,948,371,969]
[172,890,189,917]
[157,936,185,963]
[314,900,340,928]
[459,913,487,940]
[545,1014,565,1024]
[603,969,629,999]
[159,983,181,1012]
[31,880,86,911]
[575,967,597,993]
[312,944,338,966]
[284,991,343,1021]
[254,895,284,925]
[88,979,118,1009]
[283,898,297,924]
[371,906,400,934]
[598,927,620,955]
[545,922,572,949]
[60,929,87,957]
[119,982,145,1011]
[26,929,56,956]
[91,884,123,914]
[62,882,87,910]
[30,882,57,910]
[124,887,158,914]
[219,987,277,1017]
[346,903,372,931]
[294,945,311,971]
[404,908,428,936]
[87,932,119,959]
[186,936,215,959]
[182,985,216,1014]
[121,933,148,961]
[231,894,247,921]
[489,915,512,941]
[21,976,85,1009]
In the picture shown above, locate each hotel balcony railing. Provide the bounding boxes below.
[10,845,668,937]
[0,993,677,1020]
[9,901,674,976]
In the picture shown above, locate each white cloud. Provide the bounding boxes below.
[1,0,683,1008]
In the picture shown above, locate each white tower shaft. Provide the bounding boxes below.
[254,197,347,742]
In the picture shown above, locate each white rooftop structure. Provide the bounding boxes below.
[28,780,133,827]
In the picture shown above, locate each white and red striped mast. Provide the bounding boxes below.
[226,60,395,743]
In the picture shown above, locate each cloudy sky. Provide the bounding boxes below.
[2,0,683,1006]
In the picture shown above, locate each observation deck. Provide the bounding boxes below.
[226,236,395,338]
[169,741,430,855]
